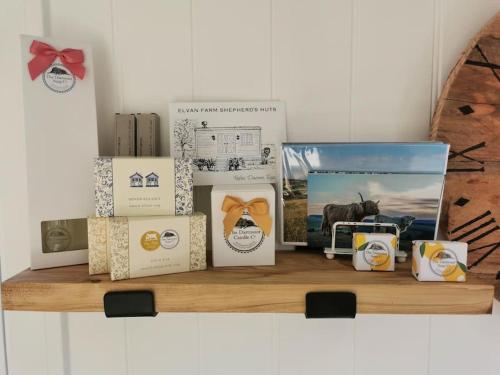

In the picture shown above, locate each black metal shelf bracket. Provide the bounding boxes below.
[103,290,158,318]
[305,292,356,319]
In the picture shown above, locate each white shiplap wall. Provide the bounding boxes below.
[1,0,499,374]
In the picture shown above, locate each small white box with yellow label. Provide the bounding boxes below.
[352,232,396,271]
[412,240,467,282]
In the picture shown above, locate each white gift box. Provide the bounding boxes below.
[352,232,396,271]
[412,240,467,282]
[21,36,99,269]
[211,184,275,267]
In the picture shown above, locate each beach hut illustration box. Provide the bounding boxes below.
[95,157,193,217]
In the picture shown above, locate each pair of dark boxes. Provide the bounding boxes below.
[115,113,160,156]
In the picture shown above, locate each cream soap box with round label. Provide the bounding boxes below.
[105,213,206,281]
[412,240,467,282]
[211,184,275,267]
[94,157,193,217]
[352,232,396,271]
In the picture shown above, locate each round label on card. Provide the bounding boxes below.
[225,212,264,253]
[429,248,458,276]
[42,63,76,93]
[140,231,161,251]
[363,241,390,266]
[44,227,71,252]
[160,230,179,249]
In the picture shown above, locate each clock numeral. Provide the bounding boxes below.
[448,142,485,164]
[465,44,500,82]
[468,242,500,268]
[449,210,499,244]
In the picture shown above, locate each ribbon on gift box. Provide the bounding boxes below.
[28,40,86,80]
[221,196,272,238]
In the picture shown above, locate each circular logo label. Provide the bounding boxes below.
[160,230,179,249]
[225,213,264,253]
[363,241,390,266]
[42,63,76,93]
[429,248,458,276]
[44,227,71,252]
[140,231,160,251]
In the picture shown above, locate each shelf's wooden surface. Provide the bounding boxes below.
[1,251,496,314]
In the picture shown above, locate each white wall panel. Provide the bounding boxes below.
[47,0,117,156]
[277,314,355,375]
[192,0,272,100]
[428,315,496,375]
[272,0,352,142]
[65,313,127,375]
[126,313,199,375]
[199,314,274,375]
[113,0,193,155]
[354,315,430,375]
[351,0,435,141]
[1,1,48,374]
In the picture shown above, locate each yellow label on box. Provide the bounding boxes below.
[128,216,190,279]
[112,158,175,216]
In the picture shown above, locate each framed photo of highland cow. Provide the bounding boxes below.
[306,171,445,251]
[280,142,450,246]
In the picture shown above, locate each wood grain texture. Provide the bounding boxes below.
[431,12,500,275]
[1,251,495,314]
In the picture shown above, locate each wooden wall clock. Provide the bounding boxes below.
[431,12,500,276]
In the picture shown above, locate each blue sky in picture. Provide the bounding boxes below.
[282,143,449,180]
[307,172,444,219]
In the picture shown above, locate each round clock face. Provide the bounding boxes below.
[431,13,500,275]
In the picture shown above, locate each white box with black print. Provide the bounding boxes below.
[211,184,275,267]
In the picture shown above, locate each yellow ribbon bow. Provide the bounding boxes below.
[221,196,272,238]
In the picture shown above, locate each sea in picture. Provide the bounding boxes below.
[306,172,444,250]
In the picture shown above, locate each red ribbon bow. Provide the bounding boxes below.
[28,40,86,80]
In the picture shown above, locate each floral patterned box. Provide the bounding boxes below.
[412,240,467,282]
[95,213,207,280]
[94,157,193,217]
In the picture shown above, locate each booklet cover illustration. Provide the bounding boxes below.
[170,102,286,186]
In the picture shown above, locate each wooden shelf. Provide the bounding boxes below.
[1,251,496,315]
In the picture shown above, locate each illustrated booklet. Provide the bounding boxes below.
[169,102,286,186]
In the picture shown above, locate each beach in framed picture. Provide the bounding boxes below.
[281,142,449,245]
[307,171,445,251]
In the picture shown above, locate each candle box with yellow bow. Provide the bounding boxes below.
[94,157,193,218]
[352,232,396,271]
[211,184,275,267]
[94,213,207,281]
[412,240,467,282]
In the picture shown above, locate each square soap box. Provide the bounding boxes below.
[88,213,206,280]
[211,184,275,267]
[412,240,467,282]
[94,157,193,217]
[352,232,396,271]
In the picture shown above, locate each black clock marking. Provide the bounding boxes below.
[448,142,485,164]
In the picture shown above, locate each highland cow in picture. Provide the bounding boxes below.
[320,193,380,236]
